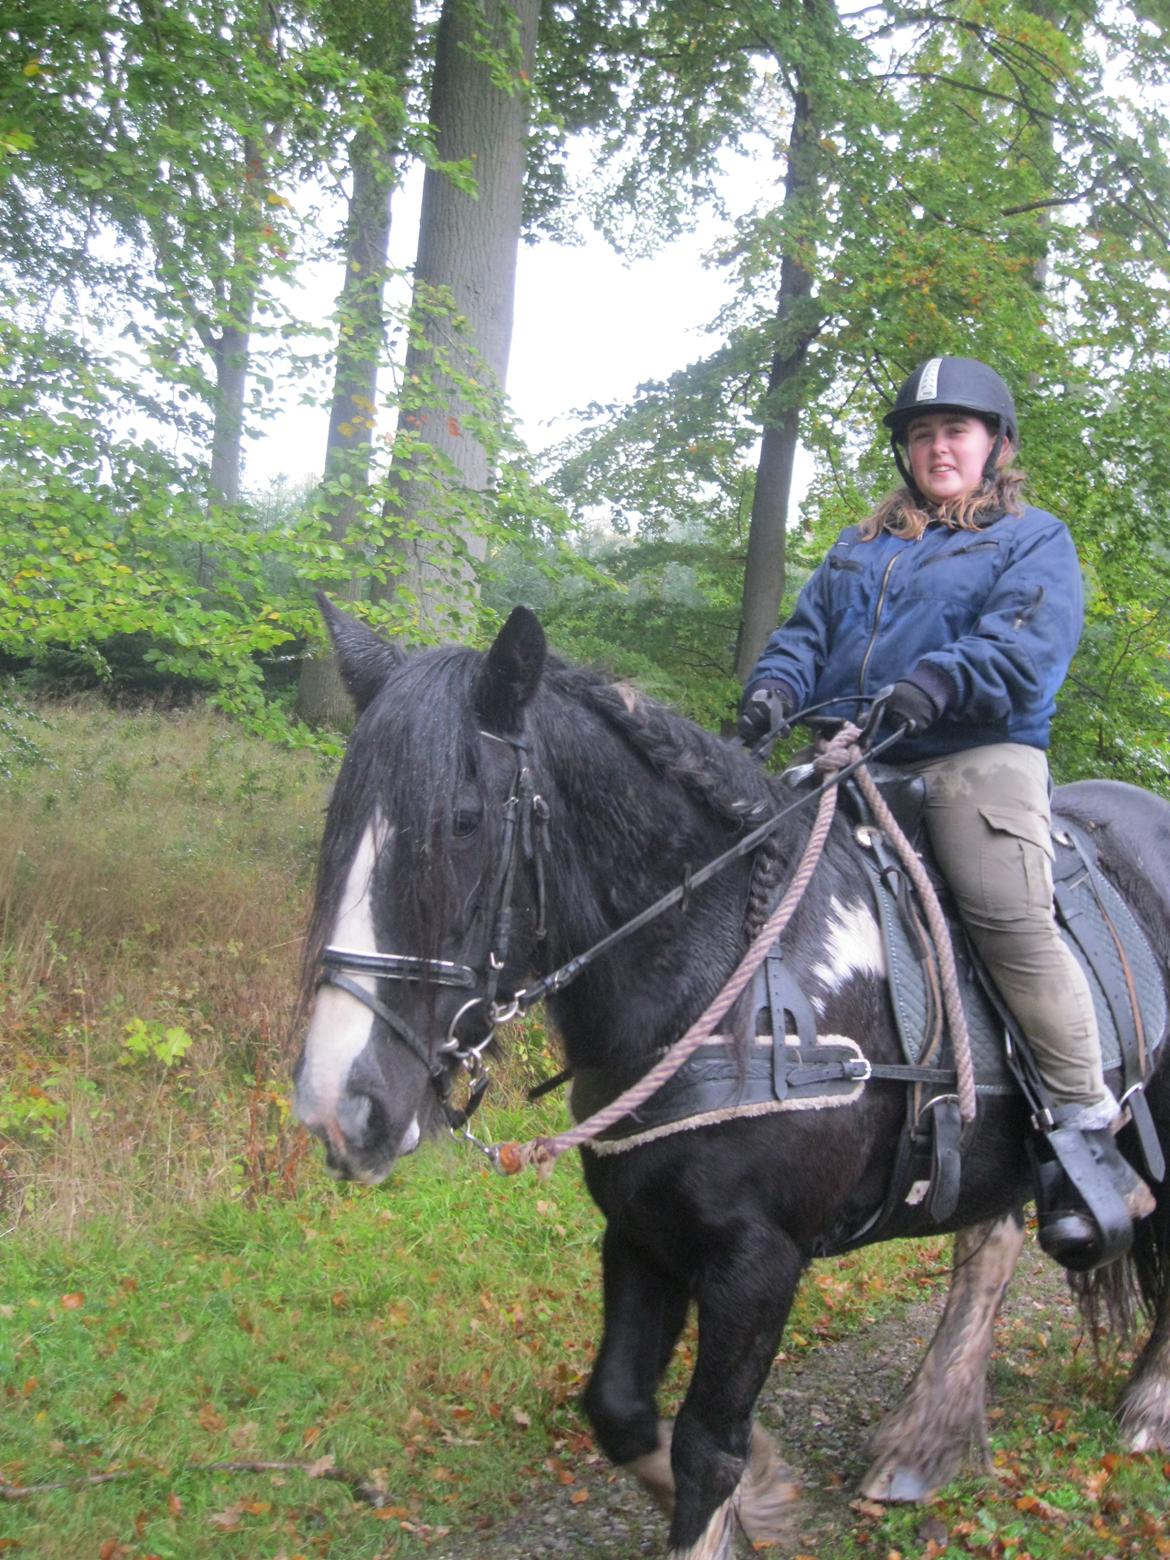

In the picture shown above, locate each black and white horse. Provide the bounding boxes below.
[294,601,1170,1559]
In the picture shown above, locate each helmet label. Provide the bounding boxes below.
[917,357,943,401]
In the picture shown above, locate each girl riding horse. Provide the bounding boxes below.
[739,354,1155,1269]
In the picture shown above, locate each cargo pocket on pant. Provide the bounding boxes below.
[976,805,1055,917]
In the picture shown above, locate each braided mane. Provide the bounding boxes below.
[543,657,775,828]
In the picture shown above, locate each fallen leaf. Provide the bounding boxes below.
[197,1402,226,1432]
[305,1454,335,1479]
[511,1408,531,1429]
[60,1292,84,1310]
[569,1489,588,1505]
[167,1492,183,1517]
[208,1505,243,1530]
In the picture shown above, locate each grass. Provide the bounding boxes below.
[1,1133,955,1559]
[1,1121,605,1558]
[0,695,328,1230]
[5,693,1170,1558]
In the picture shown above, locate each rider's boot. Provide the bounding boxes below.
[1036,1096,1156,1272]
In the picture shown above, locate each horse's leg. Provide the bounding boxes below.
[1117,1215,1170,1450]
[667,1228,803,1560]
[860,1211,1026,1501]
[581,1225,690,1517]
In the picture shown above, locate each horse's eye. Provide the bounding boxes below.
[453,806,482,838]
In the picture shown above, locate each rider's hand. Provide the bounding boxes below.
[737,683,792,746]
[884,680,941,737]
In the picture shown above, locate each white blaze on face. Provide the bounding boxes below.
[808,896,886,996]
[300,813,388,1124]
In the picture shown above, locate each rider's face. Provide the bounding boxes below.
[906,413,998,504]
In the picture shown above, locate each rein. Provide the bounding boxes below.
[509,724,910,1015]
[491,723,976,1175]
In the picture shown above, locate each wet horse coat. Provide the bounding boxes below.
[295,602,1170,1559]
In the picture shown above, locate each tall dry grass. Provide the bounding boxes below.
[0,696,333,1232]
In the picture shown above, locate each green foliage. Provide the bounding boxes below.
[540,0,1170,770]
[120,1019,197,1068]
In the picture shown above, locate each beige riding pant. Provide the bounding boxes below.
[903,743,1105,1107]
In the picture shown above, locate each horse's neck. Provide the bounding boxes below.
[541,752,758,1065]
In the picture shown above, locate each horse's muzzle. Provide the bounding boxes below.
[293,1048,421,1184]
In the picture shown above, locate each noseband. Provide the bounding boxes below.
[315,730,549,1131]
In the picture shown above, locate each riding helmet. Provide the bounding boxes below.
[884,357,1018,446]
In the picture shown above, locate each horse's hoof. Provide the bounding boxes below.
[1123,1425,1170,1453]
[859,1464,936,1503]
[735,1424,801,1541]
[1119,1383,1170,1454]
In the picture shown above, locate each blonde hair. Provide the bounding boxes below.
[858,464,1027,542]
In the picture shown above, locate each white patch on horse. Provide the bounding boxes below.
[300,813,393,1123]
[807,896,885,995]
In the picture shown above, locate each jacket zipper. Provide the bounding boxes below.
[857,550,901,696]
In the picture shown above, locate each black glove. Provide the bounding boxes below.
[737,683,792,745]
[884,679,941,736]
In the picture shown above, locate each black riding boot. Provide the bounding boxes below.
[1036,1101,1156,1273]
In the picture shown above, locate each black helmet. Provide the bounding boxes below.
[884,357,1018,446]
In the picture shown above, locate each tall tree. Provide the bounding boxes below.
[295,0,416,726]
[378,0,541,637]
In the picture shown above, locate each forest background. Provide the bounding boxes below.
[4,0,1170,772]
[6,8,1170,1550]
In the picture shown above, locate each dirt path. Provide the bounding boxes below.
[426,1240,1073,1559]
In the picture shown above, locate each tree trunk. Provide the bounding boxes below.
[297,94,408,725]
[379,0,541,637]
[735,82,820,683]
[208,323,249,509]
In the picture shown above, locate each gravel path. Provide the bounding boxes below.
[427,1239,1073,1559]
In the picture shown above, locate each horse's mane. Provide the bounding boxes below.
[541,656,776,828]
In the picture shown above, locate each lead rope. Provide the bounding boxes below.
[492,770,841,1177]
[849,755,977,1124]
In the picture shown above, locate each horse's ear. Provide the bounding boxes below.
[317,591,405,712]
[474,607,546,733]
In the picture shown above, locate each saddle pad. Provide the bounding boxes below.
[868,823,1168,1093]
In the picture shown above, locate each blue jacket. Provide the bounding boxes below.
[746,505,1084,762]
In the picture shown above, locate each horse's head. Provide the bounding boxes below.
[293,597,548,1183]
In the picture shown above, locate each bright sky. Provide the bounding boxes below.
[246,156,766,491]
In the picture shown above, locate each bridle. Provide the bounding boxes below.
[315,729,549,1131]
